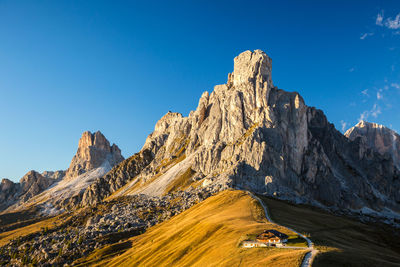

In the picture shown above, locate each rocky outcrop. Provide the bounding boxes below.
[14,131,125,212]
[0,183,222,266]
[0,179,20,211]
[0,170,62,211]
[65,131,124,180]
[2,131,124,213]
[82,149,153,206]
[19,171,56,202]
[41,170,66,180]
[345,120,400,169]
[81,50,399,221]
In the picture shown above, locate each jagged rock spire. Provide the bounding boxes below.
[230,49,273,87]
[65,131,124,180]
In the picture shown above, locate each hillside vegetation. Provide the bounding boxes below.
[77,190,307,267]
[0,215,61,247]
[260,196,400,267]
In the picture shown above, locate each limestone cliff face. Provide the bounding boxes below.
[1,131,124,212]
[345,121,400,169]
[83,50,400,219]
[19,171,56,202]
[0,179,20,211]
[0,170,62,211]
[41,170,66,180]
[81,150,153,206]
[65,131,124,180]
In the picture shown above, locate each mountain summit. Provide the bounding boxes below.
[1,131,124,213]
[345,120,400,169]
[83,50,399,221]
[65,131,123,180]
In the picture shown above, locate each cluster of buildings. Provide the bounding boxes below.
[242,229,289,248]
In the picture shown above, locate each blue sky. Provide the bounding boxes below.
[1,0,399,181]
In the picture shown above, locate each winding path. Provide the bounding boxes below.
[248,192,318,267]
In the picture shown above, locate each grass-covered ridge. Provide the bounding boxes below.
[78,190,307,266]
[0,215,62,247]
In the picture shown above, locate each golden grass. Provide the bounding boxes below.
[260,196,400,267]
[73,241,133,266]
[0,207,41,229]
[80,190,307,267]
[0,215,62,246]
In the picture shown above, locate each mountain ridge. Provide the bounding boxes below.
[0,130,124,213]
[82,50,400,224]
[0,49,399,266]
[0,170,64,212]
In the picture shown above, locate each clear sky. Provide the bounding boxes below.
[1,0,399,182]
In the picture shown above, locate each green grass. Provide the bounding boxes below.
[286,235,308,247]
[259,195,400,267]
[244,233,258,240]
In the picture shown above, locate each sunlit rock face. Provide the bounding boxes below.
[0,178,20,211]
[0,170,61,211]
[83,50,400,218]
[345,120,400,169]
[65,131,124,181]
[19,170,55,202]
[0,131,124,212]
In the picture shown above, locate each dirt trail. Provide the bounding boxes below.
[248,192,318,267]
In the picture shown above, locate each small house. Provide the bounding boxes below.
[256,230,288,245]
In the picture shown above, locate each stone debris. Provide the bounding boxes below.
[0,184,222,266]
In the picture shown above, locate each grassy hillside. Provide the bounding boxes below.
[260,196,400,267]
[76,190,307,267]
[0,215,61,246]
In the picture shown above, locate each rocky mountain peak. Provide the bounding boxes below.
[230,49,272,87]
[1,178,15,191]
[64,131,124,180]
[0,170,64,211]
[0,178,20,211]
[83,49,400,222]
[355,120,383,129]
[78,131,109,152]
[1,131,125,212]
[345,121,400,168]
[19,170,54,202]
[19,170,43,184]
